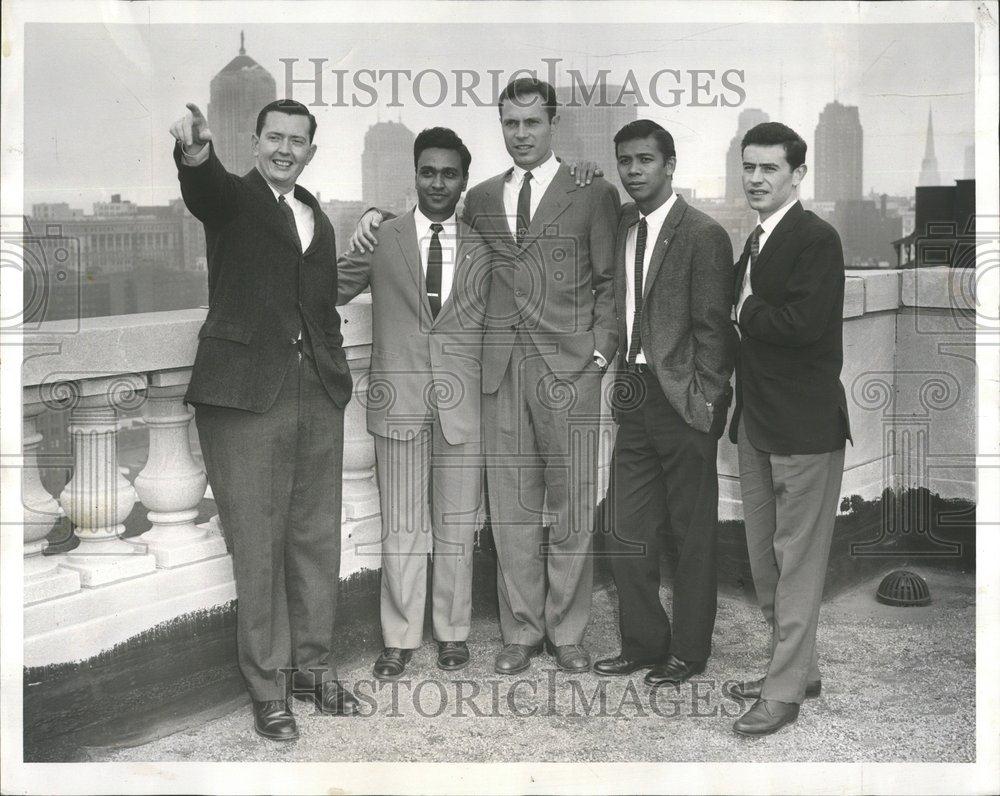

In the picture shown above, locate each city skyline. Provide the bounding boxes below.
[23,23,974,210]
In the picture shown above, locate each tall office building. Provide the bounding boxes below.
[555,84,638,191]
[814,101,863,202]
[917,108,941,187]
[964,143,975,180]
[361,121,416,213]
[725,108,770,201]
[207,32,277,175]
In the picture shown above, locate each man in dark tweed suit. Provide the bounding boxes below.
[594,120,737,686]
[170,99,358,742]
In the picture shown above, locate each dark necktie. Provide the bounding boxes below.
[743,223,764,296]
[278,194,302,252]
[426,222,443,319]
[516,171,533,246]
[626,217,648,366]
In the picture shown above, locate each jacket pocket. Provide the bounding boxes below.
[198,318,253,345]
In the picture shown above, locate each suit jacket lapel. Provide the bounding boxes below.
[752,200,804,275]
[521,164,574,249]
[478,173,516,251]
[433,221,473,326]
[294,184,328,256]
[615,205,638,343]
[394,211,431,320]
[246,169,300,249]
[641,195,685,300]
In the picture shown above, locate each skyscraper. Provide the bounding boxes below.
[361,120,416,213]
[725,108,770,201]
[207,32,277,175]
[917,108,941,187]
[814,101,863,202]
[556,84,638,196]
[964,143,975,180]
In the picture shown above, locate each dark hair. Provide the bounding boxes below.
[413,127,472,176]
[613,119,676,160]
[255,99,317,142]
[497,77,558,120]
[740,122,807,170]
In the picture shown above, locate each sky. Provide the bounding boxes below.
[23,21,975,209]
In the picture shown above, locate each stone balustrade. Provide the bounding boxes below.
[19,267,978,668]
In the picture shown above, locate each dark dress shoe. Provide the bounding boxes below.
[292,680,360,716]
[252,699,298,741]
[644,654,706,686]
[733,698,800,736]
[373,647,413,681]
[437,640,470,671]
[726,677,822,701]
[593,653,664,676]
[494,643,541,675]
[546,642,591,673]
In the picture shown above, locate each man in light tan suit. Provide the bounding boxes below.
[337,128,491,680]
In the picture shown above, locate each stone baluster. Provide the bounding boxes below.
[22,391,81,604]
[55,374,158,587]
[131,368,226,567]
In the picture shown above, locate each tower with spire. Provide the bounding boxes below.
[918,108,941,187]
[207,32,277,175]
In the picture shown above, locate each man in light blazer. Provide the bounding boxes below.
[594,120,737,685]
[350,79,619,675]
[171,100,357,742]
[337,128,491,680]
[726,122,852,736]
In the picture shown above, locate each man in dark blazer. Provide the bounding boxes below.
[348,79,619,676]
[593,120,737,686]
[171,99,357,742]
[726,122,852,736]
[336,128,490,681]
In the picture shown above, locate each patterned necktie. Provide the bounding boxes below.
[742,224,764,298]
[516,171,533,246]
[426,222,443,319]
[626,217,648,366]
[278,194,302,252]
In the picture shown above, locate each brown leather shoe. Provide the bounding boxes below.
[252,699,298,741]
[593,653,665,676]
[726,677,822,701]
[292,680,360,716]
[733,698,800,736]
[644,654,706,685]
[436,641,470,671]
[546,642,591,673]
[372,648,414,681]
[494,643,541,675]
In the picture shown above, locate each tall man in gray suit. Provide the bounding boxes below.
[336,128,491,681]
[351,79,619,674]
[726,122,852,736]
[593,120,737,684]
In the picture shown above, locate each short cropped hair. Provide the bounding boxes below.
[741,122,807,170]
[613,119,676,160]
[413,127,472,176]
[255,99,318,142]
[498,77,559,120]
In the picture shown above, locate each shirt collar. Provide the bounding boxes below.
[638,192,678,230]
[757,197,798,236]
[511,150,559,187]
[413,206,457,239]
[265,179,298,206]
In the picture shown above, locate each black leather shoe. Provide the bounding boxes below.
[644,654,706,686]
[544,640,591,672]
[292,680,360,716]
[372,647,413,681]
[437,641,470,671]
[593,653,664,676]
[726,677,822,701]
[733,698,800,736]
[252,699,298,741]
[494,643,541,675]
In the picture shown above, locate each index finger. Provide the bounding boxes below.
[186,103,206,122]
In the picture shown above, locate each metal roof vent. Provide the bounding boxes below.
[876,570,931,607]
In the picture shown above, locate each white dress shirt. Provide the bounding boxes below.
[181,142,314,250]
[624,193,678,364]
[413,206,459,305]
[736,197,798,319]
[502,151,560,240]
